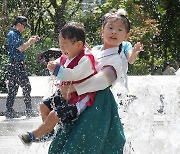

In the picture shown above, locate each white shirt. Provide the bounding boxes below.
[75,46,125,95]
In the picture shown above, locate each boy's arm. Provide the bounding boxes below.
[51,56,94,82]
[128,42,144,64]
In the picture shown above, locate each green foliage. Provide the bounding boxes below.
[0,54,8,93]
[0,0,179,92]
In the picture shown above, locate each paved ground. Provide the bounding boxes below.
[0,116,50,154]
[0,76,180,153]
[0,115,180,154]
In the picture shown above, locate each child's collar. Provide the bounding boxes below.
[92,46,119,60]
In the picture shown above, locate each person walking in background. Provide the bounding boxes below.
[5,16,40,119]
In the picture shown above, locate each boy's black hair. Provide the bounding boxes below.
[60,22,85,44]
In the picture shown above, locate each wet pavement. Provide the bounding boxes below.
[0,76,180,153]
[0,114,180,154]
[0,116,50,154]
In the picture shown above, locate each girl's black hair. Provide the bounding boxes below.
[102,12,131,33]
[118,43,122,54]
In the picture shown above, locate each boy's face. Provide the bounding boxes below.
[102,18,129,49]
[59,35,83,59]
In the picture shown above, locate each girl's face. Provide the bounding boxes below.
[102,18,129,49]
[59,35,83,59]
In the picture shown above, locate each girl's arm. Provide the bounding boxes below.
[61,65,117,95]
[128,42,143,64]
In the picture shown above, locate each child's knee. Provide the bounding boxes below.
[49,111,59,122]
[40,103,50,114]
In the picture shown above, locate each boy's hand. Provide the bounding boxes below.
[133,42,144,53]
[61,92,71,101]
[60,85,76,100]
[47,61,56,72]
[61,85,76,94]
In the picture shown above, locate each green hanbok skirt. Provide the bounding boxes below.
[48,88,126,154]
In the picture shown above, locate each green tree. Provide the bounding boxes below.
[0,0,179,92]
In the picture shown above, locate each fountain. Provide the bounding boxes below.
[112,75,180,154]
[0,75,180,154]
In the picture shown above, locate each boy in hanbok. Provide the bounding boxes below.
[19,22,96,144]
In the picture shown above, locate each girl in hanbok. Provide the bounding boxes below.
[48,11,138,154]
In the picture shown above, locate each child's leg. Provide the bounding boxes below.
[39,90,61,122]
[56,101,78,124]
[18,110,59,145]
[31,98,78,139]
[39,102,51,122]
[19,91,62,145]
[32,110,59,139]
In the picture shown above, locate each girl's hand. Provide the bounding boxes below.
[133,42,144,53]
